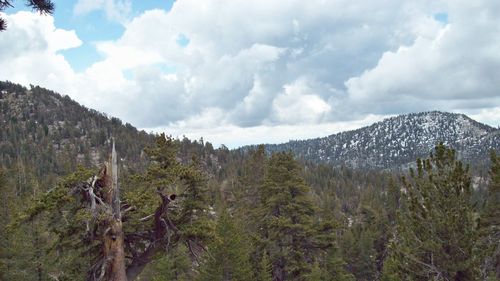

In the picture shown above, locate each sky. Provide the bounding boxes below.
[0,0,499,148]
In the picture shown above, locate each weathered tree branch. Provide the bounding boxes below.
[125,191,178,280]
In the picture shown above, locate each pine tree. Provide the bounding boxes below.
[305,262,323,281]
[258,152,318,281]
[17,134,214,281]
[385,177,401,225]
[257,251,273,281]
[323,247,355,281]
[147,244,193,281]
[380,255,400,281]
[341,221,377,281]
[235,145,267,214]
[1,167,57,281]
[197,209,253,281]
[234,145,268,274]
[384,144,478,280]
[478,151,500,279]
[0,167,10,280]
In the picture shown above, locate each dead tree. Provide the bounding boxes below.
[22,135,208,281]
[79,142,127,281]
[69,141,202,281]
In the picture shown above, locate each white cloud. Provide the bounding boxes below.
[345,0,500,115]
[74,0,132,24]
[1,0,499,147]
[95,41,163,69]
[61,0,426,128]
[0,12,80,93]
[271,78,331,124]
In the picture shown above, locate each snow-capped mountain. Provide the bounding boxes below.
[263,111,500,169]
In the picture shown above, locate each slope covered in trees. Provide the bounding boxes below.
[0,81,154,175]
[0,82,222,280]
[0,81,499,280]
[262,111,500,169]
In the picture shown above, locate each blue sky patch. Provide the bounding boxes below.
[132,0,175,16]
[156,63,178,74]
[4,0,176,72]
[123,69,134,80]
[58,43,103,72]
[176,33,190,47]
[434,12,448,24]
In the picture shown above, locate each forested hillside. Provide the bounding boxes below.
[262,111,500,169]
[0,82,499,280]
[0,81,154,175]
[0,82,223,280]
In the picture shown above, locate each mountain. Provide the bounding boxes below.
[0,81,157,177]
[261,111,500,169]
[0,81,225,186]
[2,80,498,173]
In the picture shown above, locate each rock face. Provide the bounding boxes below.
[262,111,500,169]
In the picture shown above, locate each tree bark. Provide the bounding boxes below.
[89,142,180,281]
[101,142,128,281]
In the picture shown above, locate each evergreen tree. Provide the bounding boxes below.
[313,209,354,281]
[258,152,319,281]
[478,151,500,280]
[256,251,273,281]
[145,244,193,281]
[234,145,268,274]
[0,167,55,281]
[0,167,10,280]
[346,186,391,279]
[235,145,267,214]
[197,209,253,281]
[341,219,378,281]
[305,262,323,281]
[380,256,400,281]
[17,134,214,281]
[385,177,401,225]
[383,144,478,280]
[322,247,356,281]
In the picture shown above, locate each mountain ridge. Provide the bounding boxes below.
[0,81,155,177]
[0,81,223,182]
[1,81,498,171]
[252,111,499,169]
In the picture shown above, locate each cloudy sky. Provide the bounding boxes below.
[1,0,499,147]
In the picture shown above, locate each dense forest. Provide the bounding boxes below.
[0,82,499,281]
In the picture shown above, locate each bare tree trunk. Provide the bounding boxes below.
[101,142,127,281]
[85,141,182,281]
